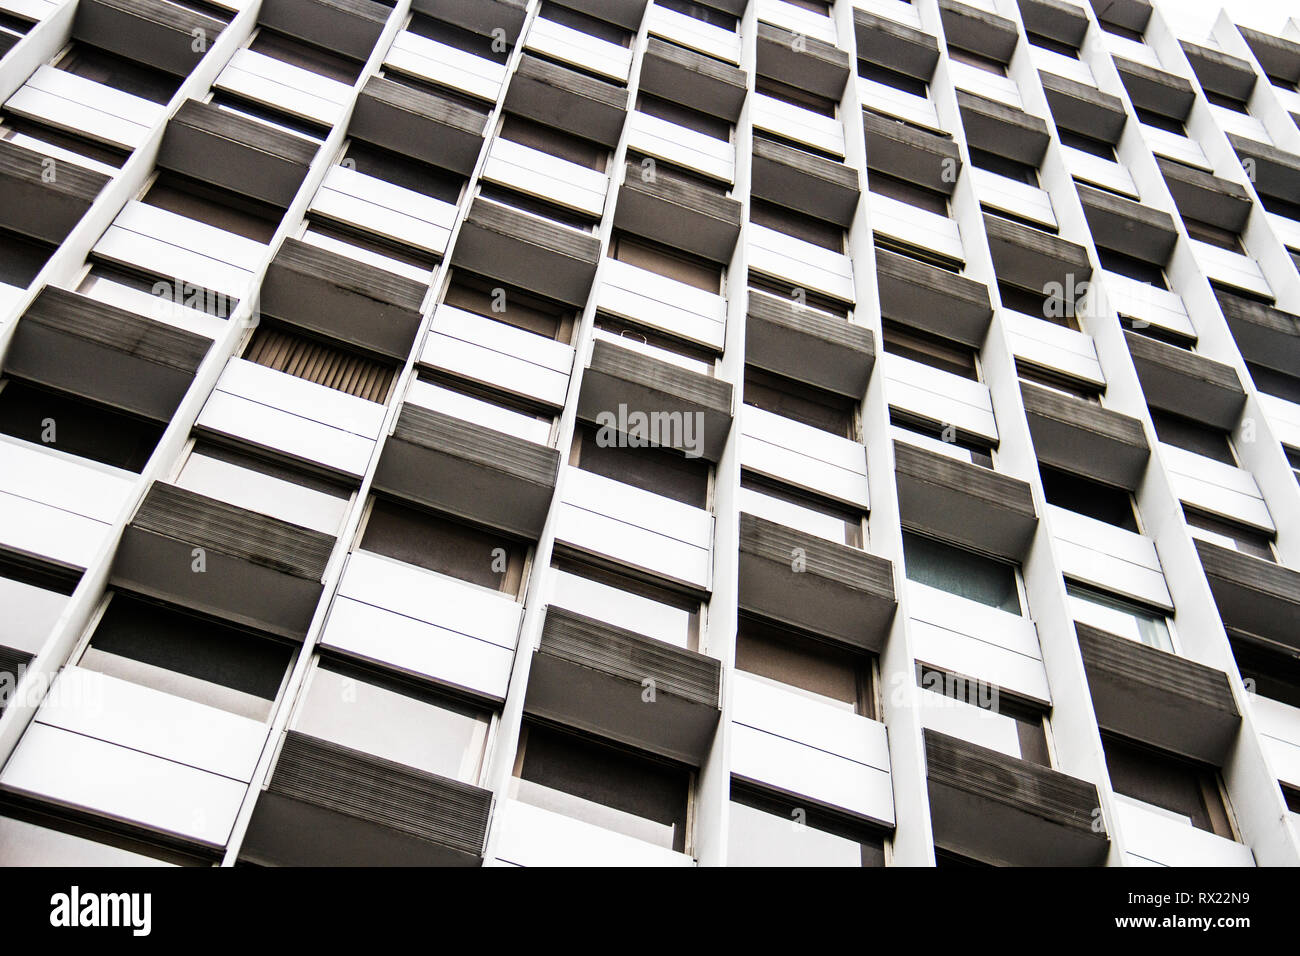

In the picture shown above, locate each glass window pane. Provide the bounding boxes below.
[1067,583,1173,652]
[903,533,1021,614]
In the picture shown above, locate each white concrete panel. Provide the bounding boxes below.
[0,723,247,846]
[646,5,741,62]
[739,404,870,508]
[1061,146,1139,198]
[747,222,855,303]
[310,164,457,256]
[973,168,1058,230]
[525,15,633,82]
[1115,795,1256,866]
[405,377,553,445]
[1160,441,1274,532]
[36,667,268,782]
[757,0,837,43]
[595,258,727,350]
[870,193,965,263]
[215,50,350,127]
[626,110,735,183]
[1101,270,1197,339]
[882,353,999,443]
[1189,239,1272,300]
[950,62,1023,108]
[482,137,609,217]
[4,66,164,150]
[752,93,845,158]
[907,581,1051,703]
[1048,504,1173,609]
[1003,309,1106,387]
[492,798,694,866]
[1140,124,1212,171]
[422,305,574,408]
[384,30,506,102]
[554,470,713,591]
[858,78,944,131]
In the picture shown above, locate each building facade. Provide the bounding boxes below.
[0,0,1297,867]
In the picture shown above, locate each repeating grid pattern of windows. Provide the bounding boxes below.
[0,0,1296,868]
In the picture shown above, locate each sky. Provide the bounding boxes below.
[1151,0,1294,42]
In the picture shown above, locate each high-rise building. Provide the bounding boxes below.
[0,0,1297,868]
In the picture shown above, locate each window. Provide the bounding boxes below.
[406,13,511,64]
[891,413,995,469]
[744,366,857,438]
[727,783,886,866]
[143,172,280,242]
[1057,128,1117,161]
[1246,362,1300,405]
[867,171,949,216]
[0,115,129,170]
[244,325,396,403]
[359,498,527,595]
[1096,246,1168,289]
[740,471,865,548]
[749,273,849,319]
[635,92,731,141]
[54,44,180,103]
[0,229,54,288]
[538,1,633,46]
[248,29,362,83]
[498,114,610,169]
[1183,508,1275,562]
[736,614,874,717]
[0,555,76,658]
[175,442,352,536]
[1184,216,1243,252]
[1229,632,1300,710]
[902,532,1022,614]
[750,199,844,252]
[512,721,690,851]
[876,235,963,274]
[442,272,576,341]
[1103,734,1235,839]
[947,45,1007,77]
[549,555,703,650]
[594,314,717,372]
[1149,410,1235,465]
[969,147,1039,186]
[882,321,978,379]
[478,184,598,232]
[999,281,1080,331]
[858,59,928,97]
[655,0,738,29]
[341,140,465,202]
[1204,90,1249,114]
[1066,582,1173,652]
[1134,106,1185,136]
[293,659,491,782]
[1121,315,1195,349]
[0,380,163,471]
[1017,362,1103,402]
[1026,32,1078,58]
[610,233,722,294]
[1258,192,1300,223]
[755,75,837,117]
[917,665,1051,766]
[1099,20,1145,42]
[208,92,328,142]
[1040,466,1139,532]
[653,0,734,28]
[79,595,295,721]
[569,423,710,508]
[78,262,238,321]
[301,221,438,281]
[0,804,204,867]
